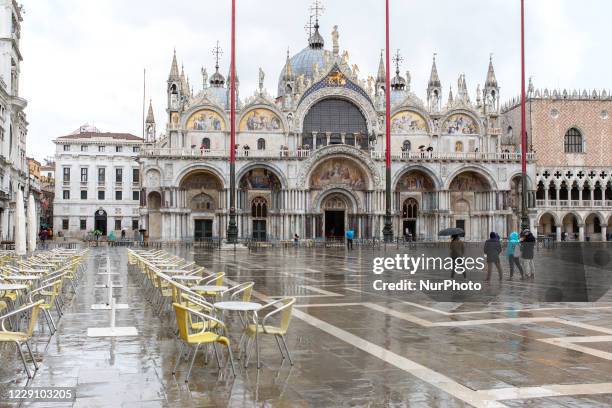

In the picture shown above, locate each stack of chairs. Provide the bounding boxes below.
[0,248,89,378]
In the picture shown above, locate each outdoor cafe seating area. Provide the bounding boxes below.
[0,248,89,379]
[127,249,296,383]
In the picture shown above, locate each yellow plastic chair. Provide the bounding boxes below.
[245,297,296,368]
[0,300,45,378]
[33,280,62,334]
[172,302,236,382]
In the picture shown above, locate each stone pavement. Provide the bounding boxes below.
[1,245,612,407]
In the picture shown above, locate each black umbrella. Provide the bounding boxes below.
[438,228,465,237]
[426,146,434,152]
[418,145,426,150]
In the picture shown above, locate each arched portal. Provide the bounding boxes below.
[562,213,580,240]
[302,98,368,150]
[180,170,224,240]
[321,193,352,239]
[449,171,492,240]
[239,167,282,240]
[147,192,162,240]
[94,208,107,236]
[538,212,557,236]
[585,213,603,241]
[395,169,436,240]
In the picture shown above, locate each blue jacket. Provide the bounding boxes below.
[345,230,354,239]
[506,232,520,256]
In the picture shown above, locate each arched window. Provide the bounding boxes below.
[564,128,583,153]
[402,198,418,219]
[257,138,266,150]
[303,98,367,135]
[251,197,267,218]
[455,141,464,152]
[402,140,411,152]
[201,137,210,150]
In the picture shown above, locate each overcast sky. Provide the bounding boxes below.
[20,0,609,162]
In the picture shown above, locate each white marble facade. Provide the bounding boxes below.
[139,23,537,242]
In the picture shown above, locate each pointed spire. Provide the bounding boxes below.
[428,53,441,88]
[485,54,498,88]
[376,50,385,82]
[448,85,454,104]
[169,48,179,79]
[308,0,325,49]
[145,99,155,124]
[283,48,295,81]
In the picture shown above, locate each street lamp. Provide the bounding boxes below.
[226,0,238,243]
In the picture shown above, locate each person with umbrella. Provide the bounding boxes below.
[439,228,465,278]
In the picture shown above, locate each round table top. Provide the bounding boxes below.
[0,283,28,290]
[214,301,262,312]
[172,275,201,281]
[193,285,228,292]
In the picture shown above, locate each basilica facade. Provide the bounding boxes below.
[138,21,538,242]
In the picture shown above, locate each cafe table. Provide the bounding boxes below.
[213,300,263,368]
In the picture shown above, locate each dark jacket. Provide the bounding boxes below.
[483,239,502,262]
[521,233,536,259]
[450,239,464,258]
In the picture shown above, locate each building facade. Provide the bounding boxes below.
[39,159,55,230]
[0,0,29,241]
[139,19,539,242]
[503,91,612,241]
[53,125,143,238]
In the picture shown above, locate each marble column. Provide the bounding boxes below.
[601,226,608,242]
[556,225,562,242]
[579,224,585,242]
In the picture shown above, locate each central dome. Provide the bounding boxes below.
[277,23,331,97]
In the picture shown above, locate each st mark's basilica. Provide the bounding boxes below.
[138,16,542,243]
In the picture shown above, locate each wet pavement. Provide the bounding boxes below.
[1,245,612,407]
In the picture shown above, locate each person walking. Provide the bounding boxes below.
[345,228,354,250]
[506,231,524,280]
[293,233,299,248]
[450,234,465,278]
[483,232,503,282]
[521,229,536,280]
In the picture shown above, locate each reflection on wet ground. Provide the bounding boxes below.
[1,245,612,407]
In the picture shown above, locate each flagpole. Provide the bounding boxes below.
[226,0,238,243]
[382,0,393,242]
[520,0,529,231]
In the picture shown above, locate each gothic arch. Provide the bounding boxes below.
[174,163,227,188]
[537,211,560,226]
[443,165,498,190]
[237,103,287,133]
[236,162,288,190]
[294,88,378,135]
[440,109,482,135]
[313,187,360,213]
[508,171,534,190]
[390,106,432,134]
[561,211,584,225]
[298,145,380,189]
[393,165,442,191]
[180,104,229,131]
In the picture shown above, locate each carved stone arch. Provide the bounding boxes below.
[313,187,361,213]
[294,88,378,135]
[393,165,442,191]
[237,103,288,133]
[144,167,163,188]
[443,165,498,191]
[440,109,482,135]
[508,171,534,190]
[174,163,227,188]
[298,145,380,189]
[585,211,606,225]
[236,162,288,190]
[561,211,584,225]
[180,104,229,131]
[390,106,432,134]
[537,211,561,226]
